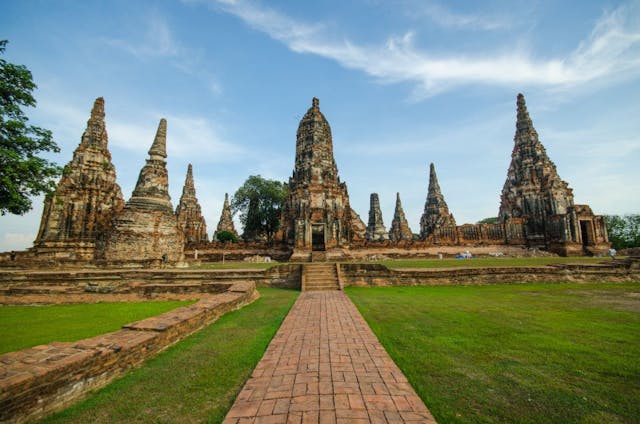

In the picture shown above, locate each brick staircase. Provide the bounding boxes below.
[303,263,340,291]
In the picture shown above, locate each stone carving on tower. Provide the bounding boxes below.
[366,193,388,241]
[213,193,238,240]
[176,164,208,243]
[389,192,413,241]
[104,119,184,262]
[420,163,456,239]
[499,93,608,254]
[33,97,124,260]
[280,98,366,258]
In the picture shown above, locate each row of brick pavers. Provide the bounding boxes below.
[224,291,436,423]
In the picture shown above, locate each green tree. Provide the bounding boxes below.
[215,230,238,243]
[0,40,61,215]
[231,175,288,241]
[604,214,640,250]
[477,217,499,224]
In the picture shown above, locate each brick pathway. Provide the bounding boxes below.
[224,291,436,423]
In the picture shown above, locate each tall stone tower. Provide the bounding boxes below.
[213,193,238,241]
[33,97,124,260]
[389,192,413,241]
[499,93,608,254]
[104,119,184,262]
[366,193,388,241]
[420,163,456,239]
[280,98,366,259]
[176,164,208,243]
[499,94,574,247]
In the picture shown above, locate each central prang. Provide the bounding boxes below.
[279,98,366,259]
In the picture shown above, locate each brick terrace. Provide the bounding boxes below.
[224,291,436,423]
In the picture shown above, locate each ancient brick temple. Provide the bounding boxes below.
[213,193,238,241]
[279,98,366,259]
[388,192,413,241]
[104,119,184,262]
[419,163,457,241]
[366,193,388,241]
[33,98,124,260]
[176,164,208,242]
[499,94,609,255]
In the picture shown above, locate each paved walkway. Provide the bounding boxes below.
[224,291,436,423]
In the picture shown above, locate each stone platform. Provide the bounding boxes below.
[224,291,435,423]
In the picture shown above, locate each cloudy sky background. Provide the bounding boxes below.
[1,0,639,251]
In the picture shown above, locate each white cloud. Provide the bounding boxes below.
[103,11,223,96]
[196,0,640,97]
[103,12,183,59]
[414,1,512,31]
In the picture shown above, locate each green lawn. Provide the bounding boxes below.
[190,262,280,269]
[377,256,611,269]
[347,283,640,424]
[0,301,192,354]
[41,288,298,424]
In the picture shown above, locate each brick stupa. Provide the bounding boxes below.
[33,97,124,260]
[388,192,413,241]
[176,164,208,243]
[499,93,574,247]
[420,163,456,239]
[366,193,388,241]
[104,119,184,262]
[280,97,366,259]
[213,193,238,241]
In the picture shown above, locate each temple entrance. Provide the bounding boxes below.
[580,220,593,247]
[311,224,325,251]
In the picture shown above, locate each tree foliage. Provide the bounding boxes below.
[604,214,640,250]
[477,217,499,224]
[231,175,288,241]
[215,230,238,243]
[0,40,61,215]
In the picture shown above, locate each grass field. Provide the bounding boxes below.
[0,301,192,354]
[378,256,611,269]
[347,283,640,423]
[190,262,279,269]
[41,288,298,424]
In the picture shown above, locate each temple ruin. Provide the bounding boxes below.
[213,193,238,240]
[11,93,610,265]
[388,193,413,241]
[499,94,609,255]
[176,164,208,243]
[104,119,184,262]
[32,98,124,260]
[279,98,366,260]
[419,163,457,241]
[366,193,389,241]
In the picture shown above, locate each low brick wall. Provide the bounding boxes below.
[339,262,640,286]
[0,281,258,424]
[0,265,301,304]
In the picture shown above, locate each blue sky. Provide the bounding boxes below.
[1,0,639,251]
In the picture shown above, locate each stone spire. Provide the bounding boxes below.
[148,118,167,159]
[389,192,413,241]
[280,97,366,255]
[214,193,238,240]
[366,193,388,241]
[127,119,173,212]
[176,164,208,243]
[499,93,574,246]
[420,163,456,238]
[80,97,108,149]
[34,97,124,260]
[104,119,184,262]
